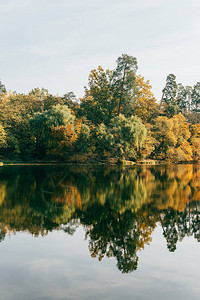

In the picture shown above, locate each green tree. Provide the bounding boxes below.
[177,83,187,113]
[185,85,192,112]
[75,123,91,153]
[29,105,75,158]
[95,115,147,161]
[79,66,115,125]
[112,54,138,116]
[161,74,178,116]
[0,80,6,96]
[0,93,35,158]
[45,104,75,128]
[191,82,200,119]
[28,88,50,112]
[61,92,79,113]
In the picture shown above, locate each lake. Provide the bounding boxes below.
[0,164,200,300]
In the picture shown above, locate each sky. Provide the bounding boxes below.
[0,0,200,100]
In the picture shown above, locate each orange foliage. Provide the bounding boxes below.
[48,120,81,158]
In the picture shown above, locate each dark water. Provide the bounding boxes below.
[0,164,200,300]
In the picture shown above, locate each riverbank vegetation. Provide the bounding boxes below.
[0,54,200,163]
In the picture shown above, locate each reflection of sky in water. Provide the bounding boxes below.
[0,226,200,300]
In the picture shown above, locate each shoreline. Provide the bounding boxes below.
[1,159,199,166]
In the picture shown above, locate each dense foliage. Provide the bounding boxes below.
[0,55,200,163]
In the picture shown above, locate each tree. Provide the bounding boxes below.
[74,123,90,153]
[152,116,176,158]
[191,82,200,119]
[190,123,200,160]
[28,88,50,112]
[152,114,193,161]
[0,93,35,158]
[61,92,79,113]
[177,83,187,113]
[0,123,6,148]
[95,115,147,161]
[0,80,6,96]
[161,74,178,116]
[79,66,115,125]
[79,55,153,125]
[112,54,138,116]
[48,124,79,159]
[95,123,115,155]
[30,104,75,158]
[45,104,75,128]
[131,75,159,123]
[29,112,47,157]
[185,86,193,112]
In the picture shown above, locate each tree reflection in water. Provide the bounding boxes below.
[0,164,200,273]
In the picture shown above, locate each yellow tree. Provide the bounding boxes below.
[167,114,192,162]
[132,75,159,123]
[191,123,200,160]
[0,123,6,148]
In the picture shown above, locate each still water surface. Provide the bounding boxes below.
[0,164,200,299]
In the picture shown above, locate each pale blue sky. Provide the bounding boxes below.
[0,0,200,100]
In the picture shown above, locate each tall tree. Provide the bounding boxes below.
[0,80,6,97]
[161,74,178,117]
[191,82,200,120]
[28,88,50,112]
[177,83,187,113]
[185,85,192,112]
[112,54,138,116]
[79,66,114,125]
[61,92,79,114]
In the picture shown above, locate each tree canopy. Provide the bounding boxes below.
[0,55,199,163]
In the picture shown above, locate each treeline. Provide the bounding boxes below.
[0,54,200,162]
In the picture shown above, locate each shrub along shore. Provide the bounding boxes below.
[0,54,200,164]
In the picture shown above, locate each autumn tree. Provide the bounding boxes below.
[152,116,176,158]
[131,75,159,123]
[152,114,192,161]
[167,114,192,162]
[190,123,200,160]
[0,123,6,149]
[79,55,138,125]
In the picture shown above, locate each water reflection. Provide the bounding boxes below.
[0,164,200,273]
